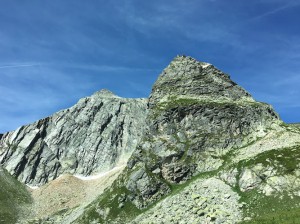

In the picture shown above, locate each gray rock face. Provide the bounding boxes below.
[45,56,281,223]
[0,55,289,223]
[239,168,262,192]
[75,56,282,224]
[131,178,242,224]
[0,90,148,186]
[149,55,253,108]
[123,55,280,208]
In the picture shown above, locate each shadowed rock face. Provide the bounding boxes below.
[0,90,148,186]
[114,56,280,209]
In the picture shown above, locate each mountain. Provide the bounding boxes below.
[1,55,300,223]
[0,90,147,186]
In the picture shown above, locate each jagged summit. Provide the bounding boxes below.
[149,55,253,108]
[164,55,212,72]
[88,55,280,215]
[92,89,119,98]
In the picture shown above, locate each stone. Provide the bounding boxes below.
[244,217,251,221]
[131,178,242,224]
[239,168,262,192]
[219,168,238,186]
[224,194,231,199]
[191,193,201,200]
[0,90,148,186]
[121,55,280,209]
[118,203,125,208]
[0,55,291,224]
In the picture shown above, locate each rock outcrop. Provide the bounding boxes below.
[1,55,298,224]
[131,178,242,224]
[124,56,280,208]
[0,90,147,186]
[75,56,283,223]
[221,145,300,196]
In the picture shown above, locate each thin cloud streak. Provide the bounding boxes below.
[249,1,300,21]
[0,64,39,69]
[55,63,159,73]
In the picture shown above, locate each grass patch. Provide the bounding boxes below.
[151,96,266,119]
[77,164,220,223]
[239,191,300,224]
[0,168,32,223]
[229,145,300,223]
[78,186,141,224]
[77,167,143,223]
[235,145,300,176]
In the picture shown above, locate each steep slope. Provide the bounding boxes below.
[130,125,300,224]
[0,90,148,186]
[73,56,291,223]
[0,166,32,224]
[27,166,124,223]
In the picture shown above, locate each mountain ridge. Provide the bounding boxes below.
[72,56,296,224]
[0,55,300,223]
[0,91,148,186]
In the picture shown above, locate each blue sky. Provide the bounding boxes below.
[0,0,300,132]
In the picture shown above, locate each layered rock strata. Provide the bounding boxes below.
[0,90,147,186]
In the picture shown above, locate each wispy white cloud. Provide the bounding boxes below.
[56,63,159,73]
[249,1,300,22]
[0,64,39,69]
[272,74,300,87]
[114,0,241,48]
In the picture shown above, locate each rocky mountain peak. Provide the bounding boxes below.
[1,55,296,224]
[92,89,119,98]
[0,89,148,186]
[109,55,280,212]
[149,56,253,108]
[164,55,212,74]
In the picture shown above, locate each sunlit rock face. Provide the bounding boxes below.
[0,89,148,186]
[95,55,280,210]
[1,56,291,224]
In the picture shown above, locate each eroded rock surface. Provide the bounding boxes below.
[124,56,280,208]
[131,178,242,224]
[0,90,147,186]
[74,56,283,224]
[1,55,296,224]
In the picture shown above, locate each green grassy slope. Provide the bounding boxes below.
[237,145,300,224]
[0,167,32,224]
